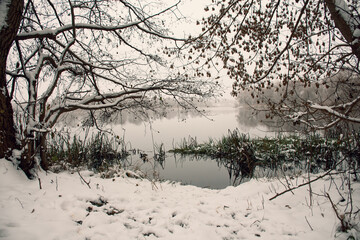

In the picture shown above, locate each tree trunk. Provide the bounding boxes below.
[20,135,36,178]
[0,0,24,159]
[21,69,39,177]
[324,0,360,61]
[37,132,48,171]
[38,102,49,170]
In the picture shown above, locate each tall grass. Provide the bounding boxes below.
[47,131,129,172]
[171,130,256,178]
[170,129,360,180]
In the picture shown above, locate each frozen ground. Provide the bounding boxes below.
[0,158,359,240]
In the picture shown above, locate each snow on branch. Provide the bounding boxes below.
[6,0,220,171]
[309,97,360,124]
[325,0,360,59]
[16,22,142,41]
[43,84,172,126]
[16,0,185,42]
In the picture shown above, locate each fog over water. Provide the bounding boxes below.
[60,99,281,189]
[110,100,273,151]
[99,100,278,189]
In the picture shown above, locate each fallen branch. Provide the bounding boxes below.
[269,156,346,201]
[269,169,332,201]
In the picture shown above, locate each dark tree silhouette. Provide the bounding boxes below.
[0,0,24,160]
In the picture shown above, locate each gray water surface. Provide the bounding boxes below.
[111,104,275,189]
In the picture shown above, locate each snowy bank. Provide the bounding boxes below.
[0,158,359,240]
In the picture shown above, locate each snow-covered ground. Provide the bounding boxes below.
[0,158,359,240]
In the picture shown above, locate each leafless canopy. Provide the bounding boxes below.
[4,0,219,171]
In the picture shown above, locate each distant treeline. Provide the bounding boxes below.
[235,71,360,135]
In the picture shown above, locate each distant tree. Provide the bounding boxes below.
[1,0,218,177]
[189,0,360,131]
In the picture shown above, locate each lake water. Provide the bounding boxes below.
[108,101,277,189]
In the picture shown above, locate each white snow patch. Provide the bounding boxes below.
[0,158,359,239]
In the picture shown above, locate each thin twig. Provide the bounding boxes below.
[15,198,24,209]
[347,171,353,219]
[269,157,346,201]
[326,192,348,232]
[308,159,313,207]
[77,171,91,189]
[305,216,313,231]
[38,178,42,190]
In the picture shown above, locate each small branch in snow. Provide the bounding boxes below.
[38,178,42,190]
[305,216,313,231]
[326,192,349,232]
[15,197,24,209]
[78,171,91,189]
[269,156,346,201]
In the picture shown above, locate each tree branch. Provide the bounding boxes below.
[269,156,346,201]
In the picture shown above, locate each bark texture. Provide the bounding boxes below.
[324,0,360,61]
[0,0,24,159]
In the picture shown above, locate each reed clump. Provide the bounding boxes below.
[47,131,129,172]
[170,129,360,178]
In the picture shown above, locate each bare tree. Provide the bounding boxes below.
[188,0,360,131]
[3,0,219,177]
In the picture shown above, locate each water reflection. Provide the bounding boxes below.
[112,104,274,152]
[61,100,292,188]
[136,153,235,189]
[102,100,358,189]
[105,101,282,189]
[235,105,302,134]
